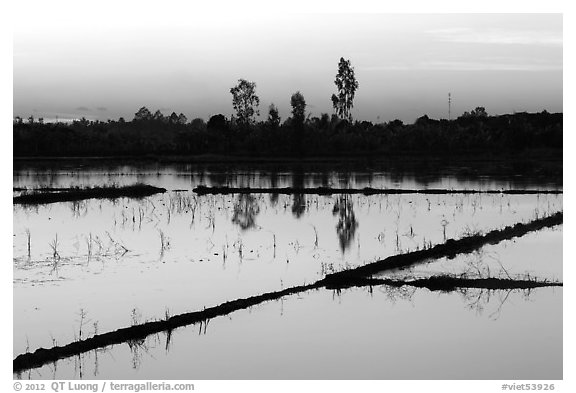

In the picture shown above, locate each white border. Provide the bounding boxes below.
[3,2,571,392]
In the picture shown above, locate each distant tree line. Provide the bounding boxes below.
[13,58,562,158]
[13,108,562,158]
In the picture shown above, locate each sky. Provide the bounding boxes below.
[13,12,562,124]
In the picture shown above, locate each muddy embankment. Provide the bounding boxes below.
[13,283,322,372]
[324,275,562,291]
[13,184,166,205]
[193,185,562,196]
[13,211,563,373]
[318,211,562,287]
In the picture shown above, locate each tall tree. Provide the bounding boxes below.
[331,57,359,121]
[267,103,281,128]
[290,92,306,126]
[230,79,260,127]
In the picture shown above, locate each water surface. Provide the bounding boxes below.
[13,163,563,378]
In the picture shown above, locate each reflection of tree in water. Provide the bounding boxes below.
[126,338,152,370]
[232,194,260,230]
[291,168,306,219]
[269,170,279,206]
[375,284,536,320]
[270,192,279,206]
[458,287,524,320]
[333,195,358,252]
[291,193,306,218]
[292,167,306,218]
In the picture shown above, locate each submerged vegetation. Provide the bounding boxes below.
[13,211,563,372]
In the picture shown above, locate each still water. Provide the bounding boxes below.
[13,163,563,379]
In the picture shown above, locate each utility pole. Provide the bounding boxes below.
[448,92,452,121]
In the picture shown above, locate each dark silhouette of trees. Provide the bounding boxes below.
[190,118,206,131]
[267,104,281,129]
[178,113,188,124]
[12,108,562,158]
[461,107,488,119]
[471,107,488,117]
[169,112,180,124]
[166,112,187,125]
[290,92,307,156]
[290,92,306,126]
[230,79,260,127]
[153,110,166,122]
[331,57,359,121]
[134,107,153,122]
[207,114,228,131]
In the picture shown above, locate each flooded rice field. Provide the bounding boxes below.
[15,285,562,380]
[13,162,563,379]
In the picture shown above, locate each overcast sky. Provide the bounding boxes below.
[13,13,562,123]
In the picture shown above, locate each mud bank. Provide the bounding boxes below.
[193,185,562,195]
[323,275,562,291]
[319,212,562,287]
[13,283,322,372]
[13,184,166,205]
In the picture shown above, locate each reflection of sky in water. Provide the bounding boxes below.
[12,166,563,371]
[13,190,563,357]
[379,225,563,282]
[15,285,562,380]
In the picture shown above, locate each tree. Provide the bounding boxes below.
[178,113,188,125]
[290,92,306,126]
[267,103,281,128]
[207,114,228,131]
[134,106,152,122]
[153,110,166,122]
[319,113,330,129]
[470,107,488,118]
[461,107,488,119]
[331,57,359,121]
[169,112,180,124]
[230,79,260,127]
[190,118,206,131]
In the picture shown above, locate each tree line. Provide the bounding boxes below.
[13,58,562,158]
